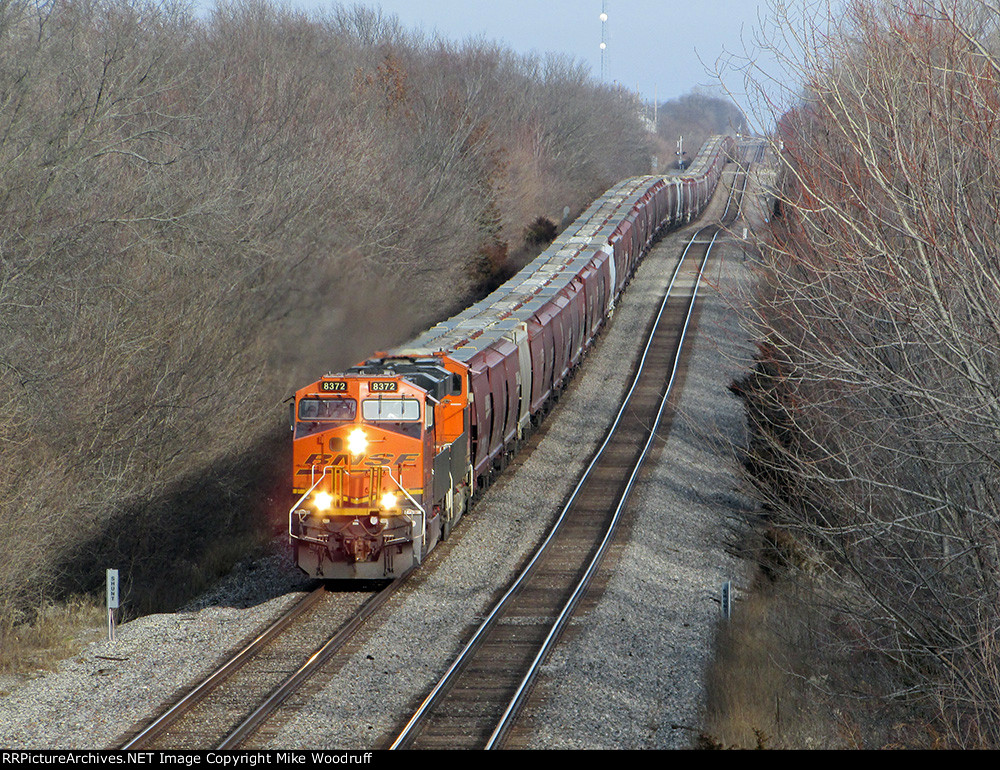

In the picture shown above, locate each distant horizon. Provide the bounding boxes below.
[193,0,788,129]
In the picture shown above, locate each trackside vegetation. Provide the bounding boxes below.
[719,0,1000,748]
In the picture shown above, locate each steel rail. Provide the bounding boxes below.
[228,162,744,751]
[389,221,717,750]
[486,228,722,748]
[121,584,326,749]
[487,159,754,747]
[217,570,413,749]
[391,157,753,750]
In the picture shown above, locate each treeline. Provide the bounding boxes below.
[656,89,744,168]
[734,0,1000,747]
[0,0,653,625]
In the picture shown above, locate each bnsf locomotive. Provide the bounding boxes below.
[288,135,734,579]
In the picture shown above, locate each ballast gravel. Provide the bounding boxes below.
[0,547,311,750]
[0,164,759,750]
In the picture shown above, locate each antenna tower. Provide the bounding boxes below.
[600,2,609,81]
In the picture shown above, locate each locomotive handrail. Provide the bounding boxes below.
[287,465,334,543]
[384,465,426,564]
[288,460,427,559]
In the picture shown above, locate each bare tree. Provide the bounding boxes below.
[0,0,654,628]
[734,0,1000,745]
[656,88,745,168]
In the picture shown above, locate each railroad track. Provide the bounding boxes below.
[119,577,409,749]
[116,149,756,752]
[388,157,753,750]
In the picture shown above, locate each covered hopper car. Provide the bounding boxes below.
[288,135,734,579]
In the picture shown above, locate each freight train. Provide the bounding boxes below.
[288,135,735,579]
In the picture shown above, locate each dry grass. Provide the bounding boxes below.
[701,565,864,750]
[702,581,817,748]
[702,588,781,748]
[701,565,951,749]
[131,528,274,616]
[0,597,105,678]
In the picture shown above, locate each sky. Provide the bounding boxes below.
[196,1,791,125]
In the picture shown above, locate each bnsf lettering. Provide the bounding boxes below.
[297,451,421,473]
[364,452,394,467]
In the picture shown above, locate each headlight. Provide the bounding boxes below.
[380,492,397,509]
[314,491,333,511]
[348,428,368,455]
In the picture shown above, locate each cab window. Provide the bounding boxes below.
[362,398,420,421]
[296,398,357,438]
[298,397,357,421]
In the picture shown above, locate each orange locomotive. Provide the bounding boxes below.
[288,135,735,579]
[289,353,471,579]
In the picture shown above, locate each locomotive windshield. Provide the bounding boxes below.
[362,398,420,421]
[298,397,357,421]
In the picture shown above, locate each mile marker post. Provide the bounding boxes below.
[106,568,119,642]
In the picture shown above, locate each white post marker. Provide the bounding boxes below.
[106,568,119,642]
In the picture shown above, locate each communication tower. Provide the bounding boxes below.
[600,2,609,82]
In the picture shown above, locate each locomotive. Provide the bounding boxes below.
[288,135,735,579]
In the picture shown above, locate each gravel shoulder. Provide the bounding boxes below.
[0,546,312,750]
[0,163,758,751]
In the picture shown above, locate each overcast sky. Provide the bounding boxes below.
[198,1,791,124]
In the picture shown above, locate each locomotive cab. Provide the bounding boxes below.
[289,353,470,579]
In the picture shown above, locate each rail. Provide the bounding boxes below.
[389,152,754,750]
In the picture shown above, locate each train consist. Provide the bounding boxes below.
[288,135,735,579]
